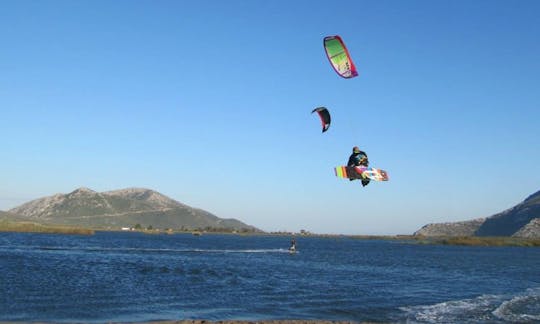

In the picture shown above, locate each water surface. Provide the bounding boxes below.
[1,232,539,323]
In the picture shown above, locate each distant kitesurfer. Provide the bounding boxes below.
[290,238,296,252]
[347,146,370,187]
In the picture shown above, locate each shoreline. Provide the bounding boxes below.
[136,321,385,324]
[1,219,538,247]
[0,219,94,235]
[0,321,386,324]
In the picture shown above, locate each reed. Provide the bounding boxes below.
[414,235,540,247]
[348,234,540,247]
[0,220,94,235]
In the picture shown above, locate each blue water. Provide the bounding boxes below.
[1,232,539,323]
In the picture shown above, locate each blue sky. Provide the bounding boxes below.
[1,0,539,234]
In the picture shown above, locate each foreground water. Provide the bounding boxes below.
[0,232,539,323]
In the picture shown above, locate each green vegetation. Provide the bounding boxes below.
[0,220,94,235]
[137,226,257,235]
[350,234,406,240]
[345,234,540,247]
[412,235,540,247]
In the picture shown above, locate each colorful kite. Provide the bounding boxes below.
[312,107,331,133]
[323,35,358,79]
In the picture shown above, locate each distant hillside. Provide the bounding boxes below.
[414,218,485,237]
[513,218,540,238]
[475,190,540,237]
[415,190,540,238]
[8,187,260,232]
[0,210,25,220]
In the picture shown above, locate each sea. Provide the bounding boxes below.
[1,231,539,323]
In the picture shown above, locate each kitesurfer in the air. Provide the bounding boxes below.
[348,146,370,187]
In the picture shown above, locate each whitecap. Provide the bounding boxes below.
[400,294,503,323]
[398,288,540,323]
[492,287,540,323]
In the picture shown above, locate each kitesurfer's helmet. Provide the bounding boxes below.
[353,146,360,154]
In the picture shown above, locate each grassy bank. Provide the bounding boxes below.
[412,235,540,247]
[0,220,94,235]
[346,234,540,247]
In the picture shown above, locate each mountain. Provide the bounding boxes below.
[414,218,485,237]
[414,190,540,238]
[0,211,16,218]
[0,210,24,220]
[513,218,540,238]
[7,187,260,232]
[475,190,540,237]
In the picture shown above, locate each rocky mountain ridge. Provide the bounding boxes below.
[414,218,485,237]
[415,190,540,238]
[7,187,259,232]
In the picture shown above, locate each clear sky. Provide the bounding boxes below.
[1,0,539,235]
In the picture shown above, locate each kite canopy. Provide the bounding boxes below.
[312,107,331,133]
[323,35,358,79]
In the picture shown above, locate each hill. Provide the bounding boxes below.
[414,190,540,238]
[414,218,485,237]
[475,190,540,237]
[0,210,17,218]
[0,210,26,220]
[7,187,260,232]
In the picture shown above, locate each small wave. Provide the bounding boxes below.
[177,248,293,254]
[2,245,292,255]
[400,287,540,323]
[225,248,294,254]
[492,288,540,323]
[400,294,501,323]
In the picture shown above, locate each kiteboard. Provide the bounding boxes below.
[334,166,389,182]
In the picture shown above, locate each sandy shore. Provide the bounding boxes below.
[125,320,386,324]
[1,320,386,324]
[129,320,381,324]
